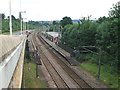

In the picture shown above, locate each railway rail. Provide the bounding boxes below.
[30,32,93,89]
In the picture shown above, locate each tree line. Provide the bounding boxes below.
[0,14,41,33]
[49,1,119,69]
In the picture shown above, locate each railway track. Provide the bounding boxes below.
[31,32,93,89]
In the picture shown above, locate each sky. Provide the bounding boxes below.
[0,0,119,21]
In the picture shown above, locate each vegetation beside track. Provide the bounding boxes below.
[79,61,118,88]
[22,40,46,88]
[22,57,46,88]
[23,60,44,88]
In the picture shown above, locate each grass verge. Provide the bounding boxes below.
[23,59,46,88]
[79,62,118,88]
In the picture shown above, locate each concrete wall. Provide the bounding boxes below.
[0,36,26,90]
[0,35,23,63]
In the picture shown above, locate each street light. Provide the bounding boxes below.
[23,18,27,32]
[20,11,26,35]
[0,14,2,34]
[9,0,12,35]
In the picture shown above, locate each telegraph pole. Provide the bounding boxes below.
[98,47,102,80]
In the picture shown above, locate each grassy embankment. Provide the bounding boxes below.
[79,61,118,88]
[23,59,46,88]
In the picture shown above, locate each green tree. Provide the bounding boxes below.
[7,15,16,20]
[60,16,73,28]
[109,1,120,58]
[96,16,109,24]
[1,14,42,33]
[61,18,97,49]
[109,1,120,68]
[96,21,111,51]
[1,14,5,19]
[52,21,58,25]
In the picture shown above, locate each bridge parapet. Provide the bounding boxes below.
[0,35,26,89]
[0,35,24,62]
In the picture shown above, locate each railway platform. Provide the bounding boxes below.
[40,33,79,66]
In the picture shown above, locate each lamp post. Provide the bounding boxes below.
[0,14,2,34]
[23,18,27,32]
[9,0,12,35]
[20,11,26,35]
[20,13,22,35]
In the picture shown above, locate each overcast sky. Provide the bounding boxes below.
[0,0,119,21]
